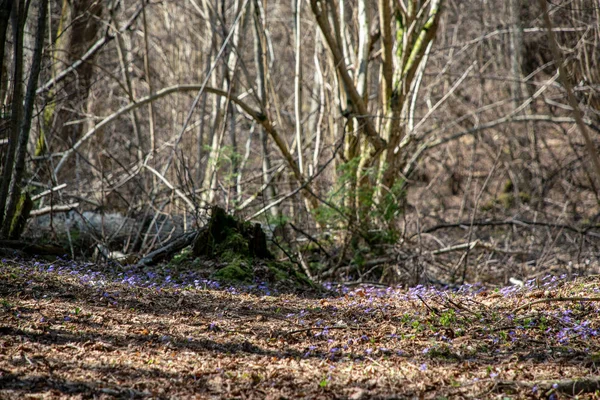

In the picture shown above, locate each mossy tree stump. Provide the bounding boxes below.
[192,206,272,260]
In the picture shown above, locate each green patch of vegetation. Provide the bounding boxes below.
[214,258,253,283]
[1,299,13,309]
[439,309,456,327]
[312,158,404,247]
[185,206,313,290]
[482,191,531,211]
[426,344,461,361]
[9,192,33,239]
[217,231,249,257]
[263,260,314,289]
[400,313,414,325]
[411,320,425,332]
[169,248,193,266]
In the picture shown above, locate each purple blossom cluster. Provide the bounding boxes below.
[2,256,598,352]
[551,310,598,344]
[0,257,281,298]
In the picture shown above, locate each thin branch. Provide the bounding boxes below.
[431,240,529,256]
[289,223,331,258]
[30,183,67,201]
[144,165,195,210]
[245,128,344,222]
[538,0,600,187]
[402,68,561,177]
[54,84,269,174]
[495,377,600,396]
[30,203,79,217]
[420,218,600,238]
[309,0,385,152]
[36,3,145,94]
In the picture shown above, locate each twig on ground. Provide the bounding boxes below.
[437,293,480,317]
[284,325,359,336]
[431,240,529,256]
[513,296,600,313]
[416,294,439,315]
[494,377,600,395]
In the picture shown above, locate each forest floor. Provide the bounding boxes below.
[1,258,600,399]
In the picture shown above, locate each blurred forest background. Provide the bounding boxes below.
[1,0,600,287]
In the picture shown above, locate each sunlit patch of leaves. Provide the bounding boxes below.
[1,258,600,398]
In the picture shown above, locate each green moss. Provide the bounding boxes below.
[293,269,314,287]
[518,191,531,204]
[264,260,313,288]
[482,191,531,211]
[216,231,248,257]
[213,259,253,283]
[188,206,315,290]
[269,261,290,281]
[193,206,270,259]
[497,193,514,209]
[9,192,33,239]
[35,126,47,156]
[480,201,494,212]
[169,248,193,266]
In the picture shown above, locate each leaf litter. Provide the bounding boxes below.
[1,258,600,399]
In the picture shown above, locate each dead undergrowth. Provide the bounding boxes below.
[1,258,600,399]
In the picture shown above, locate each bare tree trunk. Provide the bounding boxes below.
[353,0,371,222]
[0,0,27,233]
[308,31,324,176]
[226,0,250,204]
[1,0,48,238]
[110,8,145,161]
[200,0,248,206]
[509,0,524,109]
[378,0,442,193]
[377,0,392,117]
[293,0,304,175]
[141,0,156,157]
[199,0,219,193]
[0,0,12,104]
[46,0,103,176]
[253,0,278,218]
[307,0,442,234]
